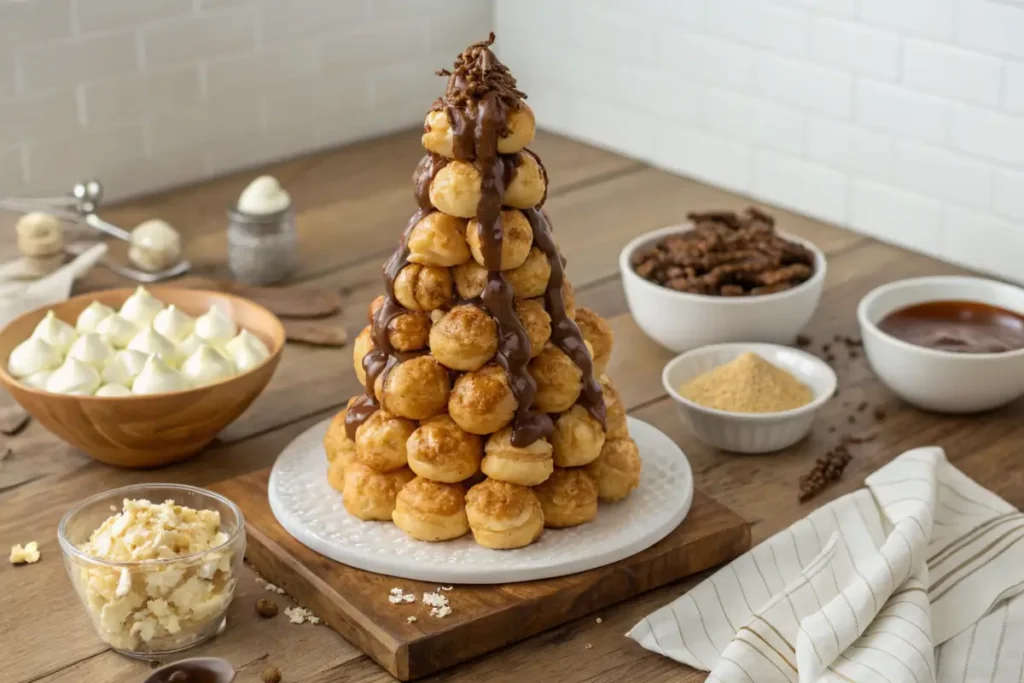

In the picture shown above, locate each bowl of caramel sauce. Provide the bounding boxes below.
[858,276,1024,413]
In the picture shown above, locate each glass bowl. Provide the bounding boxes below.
[58,483,246,657]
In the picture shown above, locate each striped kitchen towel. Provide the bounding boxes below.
[629,447,1024,683]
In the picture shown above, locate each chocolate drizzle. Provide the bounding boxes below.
[346,33,604,444]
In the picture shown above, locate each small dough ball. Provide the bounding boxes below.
[407,212,471,267]
[327,458,346,492]
[407,415,483,483]
[324,407,357,471]
[600,375,629,439]
[467,210,533,271]
[551,404,606,467]
[421,104,536,158]
[343,463,415,521]
[429,304,498,371]
[533,468,599,528]
[387,311,431,352]
[575,307,613,377]
[429,161,481,218]
[394,263,454,311]
[392,477,470,542]
[529,344,583,413]
[380,355,450,420]
[481,427,553,486]
[465,479,544,549]
[368,295,385,325]
[354,409,416,472]
[449,365,517,435]
[515,298,551,358]
[505,247,550,299]
[505,152,547,210]
[353,325,374,386]
[453,260,487,300]
[585,438,642,502]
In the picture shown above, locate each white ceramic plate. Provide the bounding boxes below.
[268,416,693,584]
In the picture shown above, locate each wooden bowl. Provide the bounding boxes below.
[0,288,285,468]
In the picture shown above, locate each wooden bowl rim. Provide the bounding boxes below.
[0,287,286,401]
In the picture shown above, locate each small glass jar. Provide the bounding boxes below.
[58,483,245,657]
[226,206,297,285]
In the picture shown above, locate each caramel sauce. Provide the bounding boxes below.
[878,300,1024,354]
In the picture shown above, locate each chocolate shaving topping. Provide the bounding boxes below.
[347,34,605,445]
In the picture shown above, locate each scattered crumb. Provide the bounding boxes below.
[827,426,836,433]
[595,618,603,624]
[388,588,416,604]
[795,334,812,347]
[440,586,453,591]
[585,644,593,650]
[874,408,886,422]
[283,606,320,625]
[407,616,417,623]
[847,415,856,424]
[9,541,40,565]
[109,505,118,512]
[264,583,286,595]
[255,598,278,618]
[422,591,452,618]
[260,666,282,683]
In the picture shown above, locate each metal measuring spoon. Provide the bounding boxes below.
[66,241,192,283]
[72,180,133,241]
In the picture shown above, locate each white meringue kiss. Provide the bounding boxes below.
[226,329,270,361]
[180,344,236,387]
[75,301,114,334]
[46,356,101,395]
[95,383,133,397]
[127,325,179,367]
[67,333,115,369]
[153,304,194,342]
[22,370,52,389]
[194,305,237,346]
[95,314,138,349]
[231,340,265,372]
[7,336,62,378]
[102,349,148,386]
[237,175,291,215]
[119,286,165,328]
[131,355,188,395]
[32,310,77,354]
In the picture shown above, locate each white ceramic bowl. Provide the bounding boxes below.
[857,276,1024,413]
[620,224,827,353]
[662,343,837,453]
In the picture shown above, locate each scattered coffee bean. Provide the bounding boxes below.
[256,598,279,618]
[828,426,837,433]
[261,666,282,683]
[826,353,836,363]
[856,401,868,412]
[799,444,852,503]
[874,408,886,422]
[847,415,856,424]
[796,334,812,347]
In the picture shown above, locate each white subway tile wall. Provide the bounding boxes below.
[495,0,1024,282]
[0,0,492,199]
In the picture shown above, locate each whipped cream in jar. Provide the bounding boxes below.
[227,175,297,285]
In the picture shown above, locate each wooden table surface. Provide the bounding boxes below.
[3,130,1022,683]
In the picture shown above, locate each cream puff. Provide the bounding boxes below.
[505,247,551,299]
[367,297,432,352]
[324,405,357,469]
[481,426,554,486]
[429,161,481,218]
[378,355,450,420]
[600,375,629,440]
[394,263,454,312]
[465,479,544,549]
[353,325,374,386]
[575,307,613,377]
[584,437,642,502]
[551,404,606,467]
[466,210,533,271]
[354,409,416,472]
[449,364,518,435]
[392,477,470,542]
[327,458,346,493]
[529,344,583,413]
[407,211,471,267]
[421,104,535,158]
[429,304,498,371]
[515,297,552,358]
[452,260,487,300]
[406,415,483,483]
[343,463,415,521]
[505,152,547,210]
[533,467,599,528]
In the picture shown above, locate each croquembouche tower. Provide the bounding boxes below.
[323,34,642,550]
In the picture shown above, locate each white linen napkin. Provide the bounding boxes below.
[0,243,107,327]
[629,447,1024,683]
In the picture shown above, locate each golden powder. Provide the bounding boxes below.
[680,352,813,413]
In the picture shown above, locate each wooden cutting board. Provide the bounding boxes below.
[212,469,751,681]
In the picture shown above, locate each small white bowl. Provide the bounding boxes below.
[662,343,837,453]
[857,275,1024,413]
[620,224,827,353]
